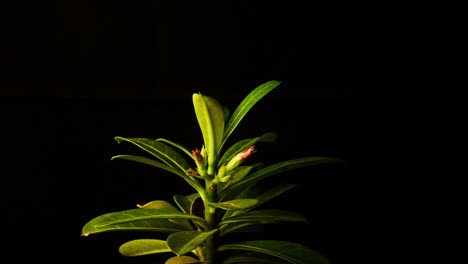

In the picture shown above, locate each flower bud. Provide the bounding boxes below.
[192,149,203,162]
[192,148,207,177]
[225,145,256,172]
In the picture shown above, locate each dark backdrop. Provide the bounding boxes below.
[2,1,445,264]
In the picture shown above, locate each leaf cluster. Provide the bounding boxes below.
[82,81,340,264]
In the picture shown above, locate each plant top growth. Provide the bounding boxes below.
[82,81,340,264]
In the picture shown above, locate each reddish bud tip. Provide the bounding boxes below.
[192,149,202,161]
[238,145,256,160]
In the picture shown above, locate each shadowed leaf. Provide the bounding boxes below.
[218,240,331,264]
[222,251,289,264]
[220,210,307,226]
[173,193,200,214]
[223,184,296,220]
[167,229,218,255]
[222,157,341,199]
[209,199,258,210]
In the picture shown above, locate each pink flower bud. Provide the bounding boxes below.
[225,145,256,172]
[237,145,256,160]
[192,149,202,161]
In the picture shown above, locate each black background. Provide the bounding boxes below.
[1,1,447,264]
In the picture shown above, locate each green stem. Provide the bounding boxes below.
[204,183,218,264]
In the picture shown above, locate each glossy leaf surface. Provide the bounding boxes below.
[156,138,194,160]
[220,210,307,225]
[119,239,171,256]
[111,155,204,195]
[221,80,281,150]
[209,199,258,210]
[114,137,191,173]
[137,200,193,230]
[193,94,225,174]
[218,240,330,264]
[167,229,218,256]
[112,155,184,176]
[82,209,204,236]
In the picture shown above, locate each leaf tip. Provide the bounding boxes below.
[81,232,90,237]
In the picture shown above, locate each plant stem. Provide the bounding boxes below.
[204,183,218,264]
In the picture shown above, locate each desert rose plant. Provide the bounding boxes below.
[82,80,340,264]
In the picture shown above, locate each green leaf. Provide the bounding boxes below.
[218,132,277,165]
[209,199,258,210]
[119,239,171,256]
[82,218,186,237]
[111,155,185,177]
[192,94,225,175]
[136,200,179,210]
[218,240,331,264]
[165,256,201,264]
[219,222,269,237]
[220,80,281,151]
[222,157,341,200]
[114,137,191,173]
[220,210,307,226]
[223,184,296,220]
[222,252,289,264]
[204,95,225,152]
[137,200,193,230]
[156,138,194,160]
[81,209,204,236]
[173,193,200,214]
[223,105,231,125]
[221,163,264,192]
[111,155,205,196]
[167,229,218,256]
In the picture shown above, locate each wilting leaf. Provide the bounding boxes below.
[218,240,331,264]
[119,239,171,256]
[167,229,218,255]
[220,80,281,151]
[209,199,258,210]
